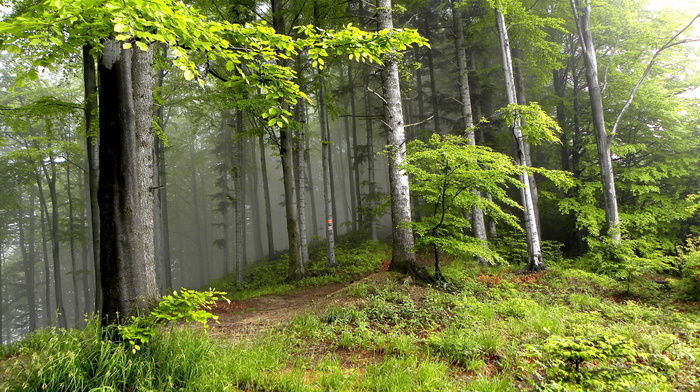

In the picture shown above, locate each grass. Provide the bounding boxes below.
[2,240,700,391]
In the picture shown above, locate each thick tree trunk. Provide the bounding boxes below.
[319,74,337,267]
[378,0,420,275]
[98,41,159,323]
[570,0,621,242]
[495,9,545,272]
[452,0,491,266]
[83,45,102,314]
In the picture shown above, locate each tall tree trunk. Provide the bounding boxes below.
[272,0,304,280]
[259,135,275,257]
[249,136,264,259]
[18,189,38,331]
[189,144,208,284]
[570,0,621,242]
[364,70,378,241]
[495,9,545,272]
[39,200,51,325]
[378,0,420,276]
[294,100,310,266]
[452,0,491,265]
[66,166,82,325]
[349,62,363,230]
[83,45,101,314]
[98,41,159,323]
[423,17,441,135]
[513,46,541,234]
[153,45,172,292]
[342,65,358,231]
[304,128,319,238]
[234,110,245,285]
[319,73,337,267]
[37,158,67,328]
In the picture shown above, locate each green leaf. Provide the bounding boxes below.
[135,41,148,51]
[114,23,129,33]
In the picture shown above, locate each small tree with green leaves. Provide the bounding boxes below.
[406,134,524,276]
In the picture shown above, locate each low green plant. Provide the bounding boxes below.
[531,333,671,391]
[675,236,700,299]
[118,288,227,353]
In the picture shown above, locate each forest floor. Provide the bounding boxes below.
[208,271,402,344]
[208,281,348,343]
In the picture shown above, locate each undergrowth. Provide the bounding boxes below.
[3,240,700,391]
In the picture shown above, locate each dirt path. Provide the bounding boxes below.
[208,282,349,343]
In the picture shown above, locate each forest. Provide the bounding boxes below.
[1,0,700,390]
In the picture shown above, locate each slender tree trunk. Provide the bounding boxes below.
[423,17,441,135]
[259,135,275,257]
[83,45,101,314]
[66,166,82,325]
[37,158,67,328]
[452,0,491,265]
[249,136,264,259]
[153,45,172,292]
[189,145,209,284]
[319,73,337,267]
[98,40,159,323]
[234,110,245,285]
[378,0,420,276]
[513,46,541,235]
[39,201,51,325]
[18,189,37,331]
[294,100,310,266]
[570,0,621,242]
[364,71,378,241]
[342,65,358,231]
[496,9,545,272]
[349,62,363,230]
[304,129,319,238]
[272,0,304,280]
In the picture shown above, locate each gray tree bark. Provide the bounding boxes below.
[319,73,337,267]
[83,45,101,314]
[495,9,545,272]
[378,0,419,275]
[98,41,159,323]
[570,0,621,242]
[259,135,275,257]
[452,0,491,266]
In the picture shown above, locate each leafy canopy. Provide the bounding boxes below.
[0,0,427,124]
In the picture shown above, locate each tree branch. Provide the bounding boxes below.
[611,13,700,135]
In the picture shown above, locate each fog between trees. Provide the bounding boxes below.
[0,0,699,343]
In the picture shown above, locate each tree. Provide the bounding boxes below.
[570,0,621,243]
[451,0,491,265]
[495,5,545,271]
[377,0,420,276]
